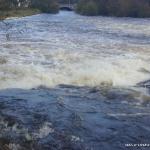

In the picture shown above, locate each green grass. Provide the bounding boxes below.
[0,8,41,20]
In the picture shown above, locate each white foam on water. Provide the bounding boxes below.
[8,143,21,150]
[33,122,54,139]
[0,51,149,89]
[0,12,150,90]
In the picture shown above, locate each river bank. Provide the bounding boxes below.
[0,8,41,20]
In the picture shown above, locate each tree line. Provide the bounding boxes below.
[0,0,77,12]
[0,0,150,18]
[0,0,59,13]
[76,0,150,17]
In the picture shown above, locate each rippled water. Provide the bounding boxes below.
[0,11,150,150]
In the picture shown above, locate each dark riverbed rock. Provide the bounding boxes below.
[137,80,150,88]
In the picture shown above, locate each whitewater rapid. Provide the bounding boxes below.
[1,11,150,150]
[0,11,150,89]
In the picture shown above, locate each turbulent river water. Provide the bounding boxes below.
[0,11,150,150]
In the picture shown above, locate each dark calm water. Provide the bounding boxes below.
[0,11,150,150]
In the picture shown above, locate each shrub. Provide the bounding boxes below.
[76,0,99,16]
[31,0,59,13]
[0,0,16,10]
[76,0,150,18]
[0,0,29,10]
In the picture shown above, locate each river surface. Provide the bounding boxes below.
[0,11,150,150]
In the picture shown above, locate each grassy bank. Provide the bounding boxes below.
[0,8,41,20]
[0,0,59,20]
[76,0,150,18]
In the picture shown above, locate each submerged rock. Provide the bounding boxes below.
[0,57,7,64]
